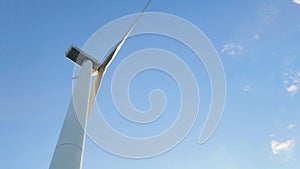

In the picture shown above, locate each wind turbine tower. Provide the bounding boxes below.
[48,1,151,169]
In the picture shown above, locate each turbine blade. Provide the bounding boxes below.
[88,71,103,114]
[88,0,151,114]
[100,0,152,70]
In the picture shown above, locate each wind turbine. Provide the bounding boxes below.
[49,1,151,169]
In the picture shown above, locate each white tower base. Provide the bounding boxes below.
[49,60,93,169]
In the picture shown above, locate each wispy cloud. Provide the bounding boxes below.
[271,139,295,154]
[293,0,300,5]
[254,34,260,40]
[259,5,279,22]
[221,43,243,57]
[286,124,295,130]
[243,85,253,92]
[285,70,300,95]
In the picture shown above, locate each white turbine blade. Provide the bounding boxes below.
[100,0,151,69]
[88,71,103,114]
[88,0,151,114]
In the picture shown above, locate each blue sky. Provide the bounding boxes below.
[1,0,300,168]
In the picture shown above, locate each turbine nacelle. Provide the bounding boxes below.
[66,45,101,75]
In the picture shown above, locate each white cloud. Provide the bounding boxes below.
[221,43,243,57]
[293,0,300,5]
[284,80,289,84]
[259,6,279,22]
[287,124,295,130]
[271,139,295,154]
[254,34,260,40]
[286,85,299,94]
[285,70,300,95]
[270,133,276,137]
[243,85,253,92]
